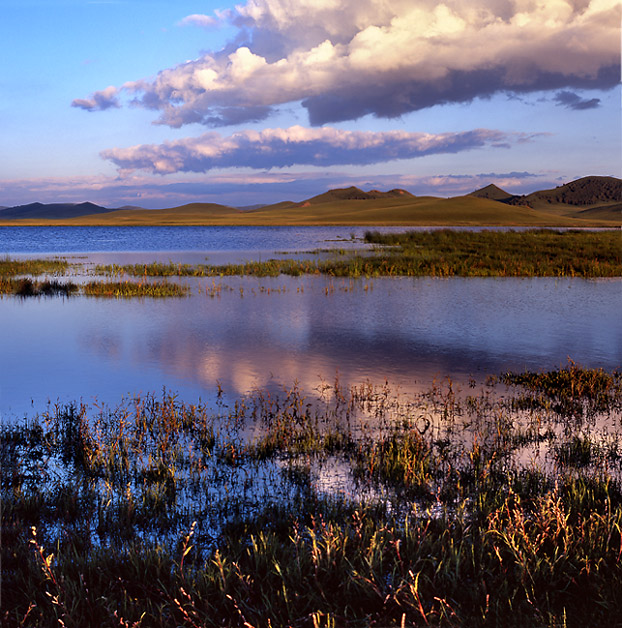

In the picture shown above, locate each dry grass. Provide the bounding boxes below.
[0,195,616,226]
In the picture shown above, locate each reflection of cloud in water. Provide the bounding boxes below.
[69,276,622,402]
[5,235,619,423]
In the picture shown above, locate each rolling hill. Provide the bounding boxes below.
[0,178,619,226]
[469,176,621,222]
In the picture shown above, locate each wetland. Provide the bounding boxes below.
[1,225,621,627]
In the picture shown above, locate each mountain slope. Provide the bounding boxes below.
[524,176,621,207]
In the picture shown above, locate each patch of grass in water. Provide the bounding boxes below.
[0,257,70,277]
[0,277,79,297]
[2,367,622,626]
[82,279,190,298]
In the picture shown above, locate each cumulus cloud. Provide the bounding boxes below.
[74,0,620,125]
[100,125,515,174]
[554,90,601,109]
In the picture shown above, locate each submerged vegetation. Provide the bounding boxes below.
[96,229,622,279]
[2,365,622,627]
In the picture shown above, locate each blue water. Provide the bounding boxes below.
[1,226,620,422]
[1,225,598,256]
[0,225,380,255]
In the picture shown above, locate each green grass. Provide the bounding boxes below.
[0,256,191,298]
[82,279,190,298]
[96,230,622,279]
[2,367,621,626]
[0,257,70,276]
[361,229,622,277]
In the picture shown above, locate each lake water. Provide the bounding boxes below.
[1,226,620,422]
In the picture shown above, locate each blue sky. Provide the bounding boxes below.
[1,0,620,208]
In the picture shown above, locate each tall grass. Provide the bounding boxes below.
[2,366,621,626]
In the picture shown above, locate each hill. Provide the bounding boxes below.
[523,176,621,207]
[301,186,414,205]
[0,177,618,226]
[0,201,115,220]
[469,184,514,202]
[468,176,620,222]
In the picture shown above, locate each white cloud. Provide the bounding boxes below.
[177,14,219,28]
[100,125,517,174]
[73,0,621,125]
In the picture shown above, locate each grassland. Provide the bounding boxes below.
[97,229,622,279]
[2,365,621,627]
[0,194,618,226]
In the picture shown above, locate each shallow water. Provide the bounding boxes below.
[1,270,620,422]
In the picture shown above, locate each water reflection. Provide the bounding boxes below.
[1,275,620,422]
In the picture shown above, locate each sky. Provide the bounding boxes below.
[1,0,620,209]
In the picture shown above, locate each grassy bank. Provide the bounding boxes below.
[2,366,621,626]
[96,229,622,279]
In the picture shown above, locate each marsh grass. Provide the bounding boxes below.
[0,277,79,297]
[82,279,190,298]
[95,230,622,280]
[362,229,622,277]
[0,257,189,298]
[0,277,188,298]
[0,257,70,277]
[2,366,621,626]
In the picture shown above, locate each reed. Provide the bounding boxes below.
[2,367,621,626]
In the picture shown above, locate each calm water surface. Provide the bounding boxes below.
[1,227,620,422]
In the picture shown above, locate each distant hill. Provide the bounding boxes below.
[469,176,621,220]
[471,176,621,208]
[301,186,414,205]
[0,201,115,220]
[0,178,618,226]
[469,184,514,202]
[524,176,621,206]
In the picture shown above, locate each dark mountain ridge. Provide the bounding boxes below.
[0,201,115,220]
[470,176,621,209]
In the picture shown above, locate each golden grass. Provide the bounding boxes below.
[0,196,617,226]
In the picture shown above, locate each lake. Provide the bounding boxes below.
[1,226,620,422]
